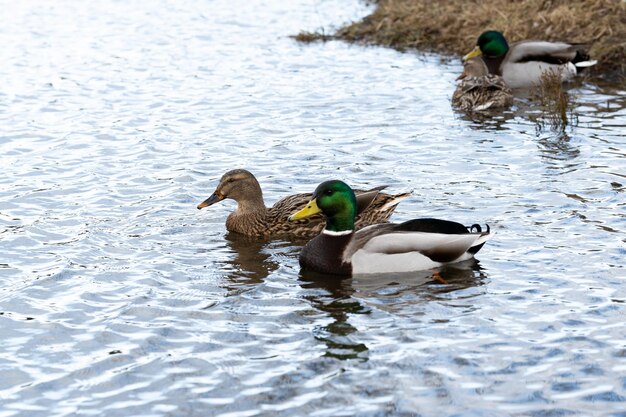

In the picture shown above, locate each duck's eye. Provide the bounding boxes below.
[325,189,333,195]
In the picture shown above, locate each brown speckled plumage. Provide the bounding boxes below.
[452,57,513,112]
[197,169,410,239]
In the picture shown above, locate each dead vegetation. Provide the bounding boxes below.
[533,70,577,132]
[301,0,625,80]
[291,31,335,43]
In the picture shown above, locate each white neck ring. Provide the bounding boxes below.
[323,229,353,236]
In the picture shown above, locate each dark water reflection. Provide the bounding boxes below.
[537,132,580,159]
[300,261,487,361]
[301,276,368,361]
[223,232,281,284]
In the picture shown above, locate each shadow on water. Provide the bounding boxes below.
[454,108,518,132]
[299,260,488,361]
[220,232,281,289]
[536,132,581,169]
[300,275,368,361]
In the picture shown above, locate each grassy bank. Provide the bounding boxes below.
[299,0,626,80]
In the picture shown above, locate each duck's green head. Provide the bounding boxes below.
[464,30,509,60]
[289,180,357,233]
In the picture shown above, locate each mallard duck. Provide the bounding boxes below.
[197,169,410,239]
[463,30,597,89]
[289,180,493,276]
[452,57,514,112]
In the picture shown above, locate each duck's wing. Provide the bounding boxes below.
[484,74,512,91]
[272,192,313,214]
[356,189,411,227]
[508,40,591,65]
[479,75,513,109]
[349,219,493,263]
[354,186,387,215]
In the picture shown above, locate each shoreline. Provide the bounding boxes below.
[296,0,625,81]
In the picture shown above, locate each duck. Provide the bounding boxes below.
[197,169,410,239]
[463,30,597,89]
[289,180,493,276]
[452,57,514,112]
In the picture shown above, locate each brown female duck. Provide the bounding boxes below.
[452,57,513,112]
[197,169,410,239]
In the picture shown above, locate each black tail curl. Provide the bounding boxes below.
[468,223,490,234]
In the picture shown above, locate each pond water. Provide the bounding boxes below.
[1,1,625,416]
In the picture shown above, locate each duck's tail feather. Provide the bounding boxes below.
[571,47,596,71]
[574,59,597,69]
[369,185,388,192]
[467,224,494,255]
[380,192,411,211]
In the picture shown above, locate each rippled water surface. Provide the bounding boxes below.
[1,1,625,416]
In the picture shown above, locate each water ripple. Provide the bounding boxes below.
[0,0,625,416]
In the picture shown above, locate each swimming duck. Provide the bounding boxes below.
[289,180,493,276]
[463,31,597,89]
[197,169,410,239]
[452,57,514,112]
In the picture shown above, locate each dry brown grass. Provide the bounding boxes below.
[330,0,625,80]
[291,31,335,43]
[533,69,577,132]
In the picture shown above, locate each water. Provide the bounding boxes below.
[1,1,625,416]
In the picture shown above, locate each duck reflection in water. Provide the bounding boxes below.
[537,132,581,168]
[299,274,367,361]
[220,232,282,292]
[299,260,487,361]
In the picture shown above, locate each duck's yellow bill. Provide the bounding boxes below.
[289,199,321,221]
[463,46,482,61]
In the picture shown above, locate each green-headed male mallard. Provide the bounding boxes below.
[197,169,410,239]
[464,30,597,89]
[289,180,493,276]
[452,57,514,112]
